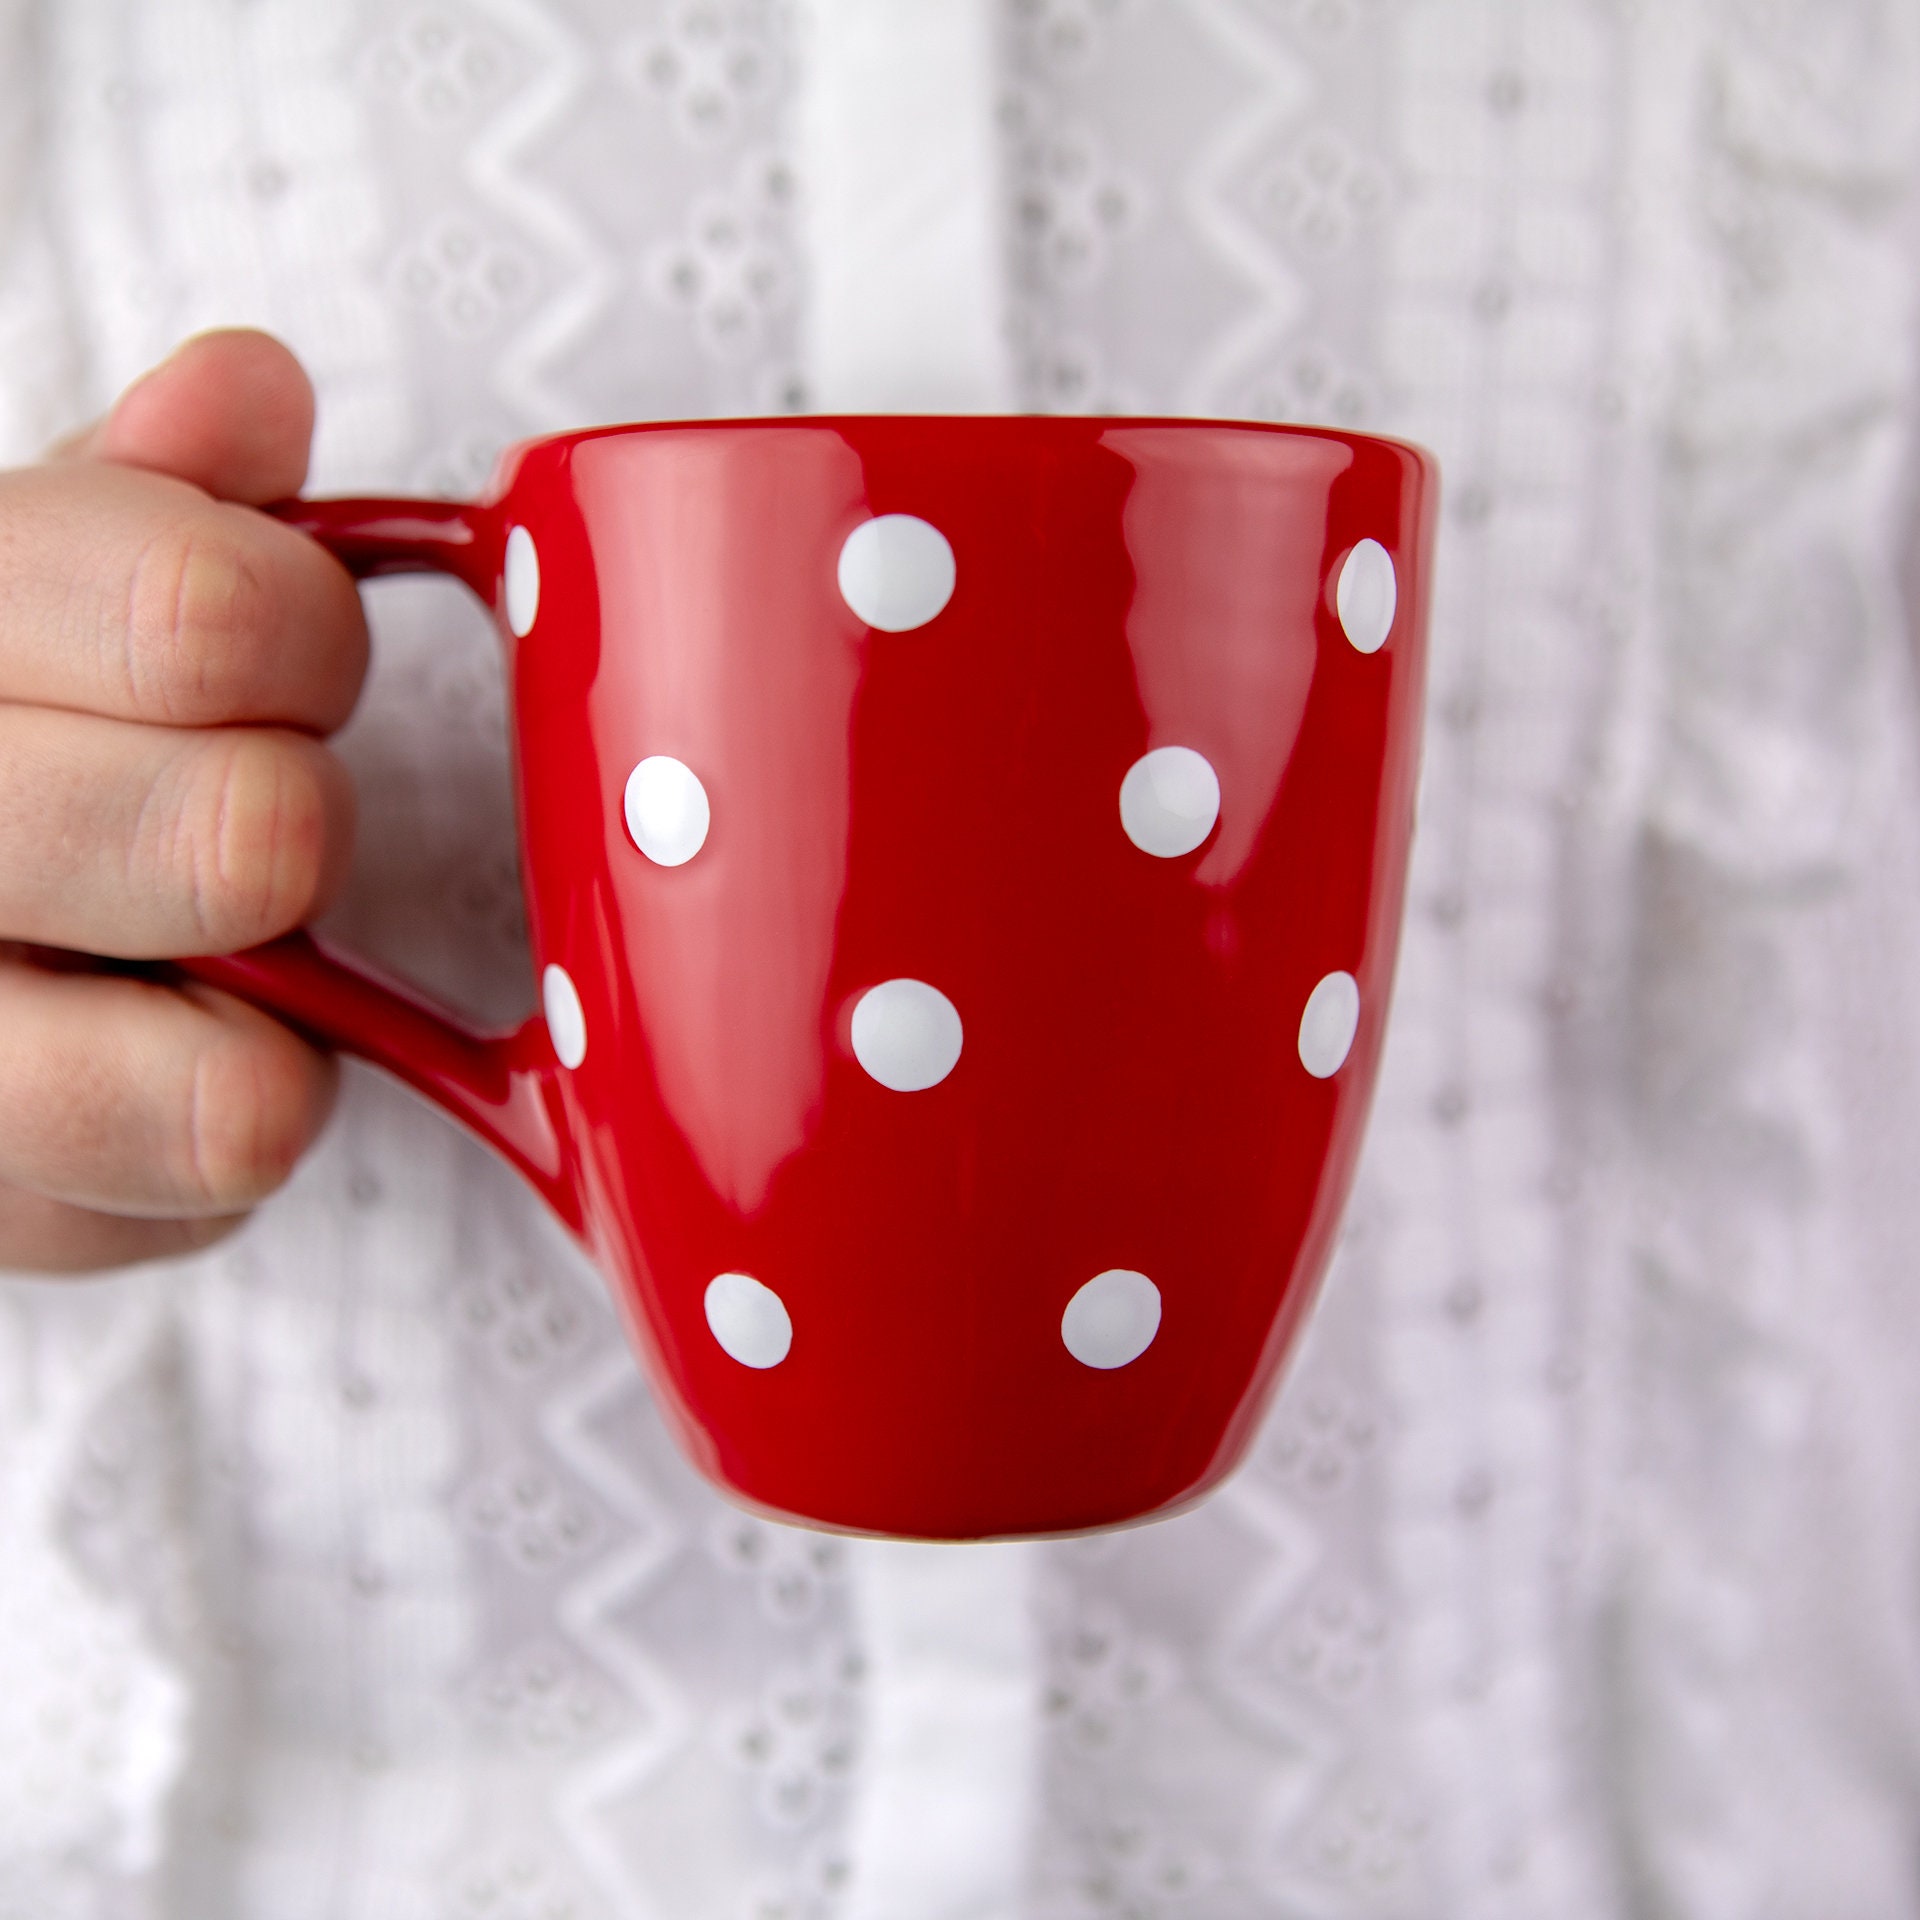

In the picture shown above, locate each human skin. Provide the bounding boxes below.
[0,329,367,1271]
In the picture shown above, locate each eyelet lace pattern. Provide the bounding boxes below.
[1,1,1918,1914]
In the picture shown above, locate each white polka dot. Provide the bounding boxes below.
[705,1273,792,1369]
[1062,1270,1162,1370]
[837,515,956,632]
[850,979,963,1091]
[504,524,540,638]
[1336,538,1396,654]
[1299,970,1360,1078]
[625,756,711,867]
[1119,746,1220,858]
[542,963,587,1069]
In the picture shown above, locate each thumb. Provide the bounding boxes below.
[56,328,317,506]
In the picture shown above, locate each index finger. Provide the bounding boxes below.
[0,460,368,732]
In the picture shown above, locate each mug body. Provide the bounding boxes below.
[493,416,1432,1539]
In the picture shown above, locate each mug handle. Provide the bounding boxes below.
[174,498,585,1234]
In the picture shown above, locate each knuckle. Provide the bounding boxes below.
[180,1028,322,1209]
[123,517,275,722]
[181,734,337,950]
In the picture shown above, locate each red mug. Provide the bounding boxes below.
[183,417,1434,1541]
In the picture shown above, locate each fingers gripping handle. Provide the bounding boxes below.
[176,497,585,1234]
[187,932,581,1229]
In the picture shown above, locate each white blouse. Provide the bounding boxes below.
[3,2,1920,1916]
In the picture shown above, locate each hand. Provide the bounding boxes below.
[0,330,369,1272]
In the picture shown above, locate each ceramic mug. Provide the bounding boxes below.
[182,416,1435,1540]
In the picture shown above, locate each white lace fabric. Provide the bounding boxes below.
[3,3,1920,1917]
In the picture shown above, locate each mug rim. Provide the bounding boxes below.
[492,412,1437,481]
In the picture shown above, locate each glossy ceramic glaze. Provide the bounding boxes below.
[183,416,1435,1541]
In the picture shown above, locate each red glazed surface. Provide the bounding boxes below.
[185,416,1434,1541]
